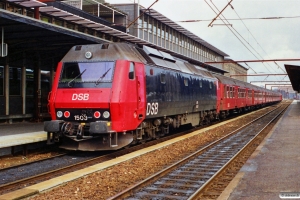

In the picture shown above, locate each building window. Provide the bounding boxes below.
[10,67,21,96]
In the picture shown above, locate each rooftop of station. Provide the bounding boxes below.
[285,64,300,93]
[0,0,228,74]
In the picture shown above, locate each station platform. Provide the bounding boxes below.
[0,122,47,156]
[219,100,300,200]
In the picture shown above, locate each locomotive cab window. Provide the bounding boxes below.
[59,61,114,88]
[129,62,135,80]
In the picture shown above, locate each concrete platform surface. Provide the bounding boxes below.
[0,132,47,149]
[0,122,46,156]
[0,122,44,136]
[219,100,300,200]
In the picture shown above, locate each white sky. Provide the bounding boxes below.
[106,0,300,88]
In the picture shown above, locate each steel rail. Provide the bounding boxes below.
[107,104,283,200]
[0,152,108,194]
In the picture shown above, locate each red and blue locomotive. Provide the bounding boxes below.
[44,43,281,151]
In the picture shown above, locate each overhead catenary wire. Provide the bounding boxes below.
[205,0,290,83]
[204,0,258,74]
[177,15,300,22]
[209,0,275,75]
[228,1,286,77]
[126,0,159,29]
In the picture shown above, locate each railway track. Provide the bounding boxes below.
[0,124,201,195]
[0,103,285,198]
[108,102,289,200]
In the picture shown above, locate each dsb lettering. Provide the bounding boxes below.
[72,93,89,100]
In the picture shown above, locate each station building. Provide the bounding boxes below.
[222,58,248,82]
[0,0,233,123]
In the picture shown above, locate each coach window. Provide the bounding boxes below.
[227,86,230,98]
[199,79,202,88]
[129,62,135,80]
[209,82,212,89]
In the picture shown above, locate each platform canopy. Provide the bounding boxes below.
[285,64,300,93]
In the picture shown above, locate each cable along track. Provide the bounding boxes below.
[109,103,288,200]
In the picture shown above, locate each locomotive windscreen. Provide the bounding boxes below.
[58,62,115,88]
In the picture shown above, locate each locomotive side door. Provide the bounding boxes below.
[134,62,146,120]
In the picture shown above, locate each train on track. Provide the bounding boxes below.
[44,43,282,151]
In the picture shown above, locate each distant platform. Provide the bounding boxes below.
[0,122,46,156]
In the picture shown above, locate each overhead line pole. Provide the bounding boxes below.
[264,84,292,89]
[208,0,233,27]
[126,0,159,29]
[250,81,290,83]
[205,58,300,64]
[230,74,287,77]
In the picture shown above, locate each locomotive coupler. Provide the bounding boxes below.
[76,124,84,139]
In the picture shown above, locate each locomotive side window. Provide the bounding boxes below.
[184,77,188,86]
[129,62,135,80]
[160,73,166,84]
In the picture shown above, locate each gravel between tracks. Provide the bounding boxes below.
[24,107,274,200]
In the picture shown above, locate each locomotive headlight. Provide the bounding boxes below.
[85,51,92,59]
[103,111,110,118]
[57,111,63,118]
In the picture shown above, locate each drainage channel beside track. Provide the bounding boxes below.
[108,102,289,200]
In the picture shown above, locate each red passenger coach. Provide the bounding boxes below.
[214,74,282,118]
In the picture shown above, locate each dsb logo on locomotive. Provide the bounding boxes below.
[72,93,89,101]
[146,102,159,115]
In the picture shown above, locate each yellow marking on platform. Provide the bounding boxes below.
[0,188,38,200]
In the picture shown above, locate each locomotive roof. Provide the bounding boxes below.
[61,43,218,80]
